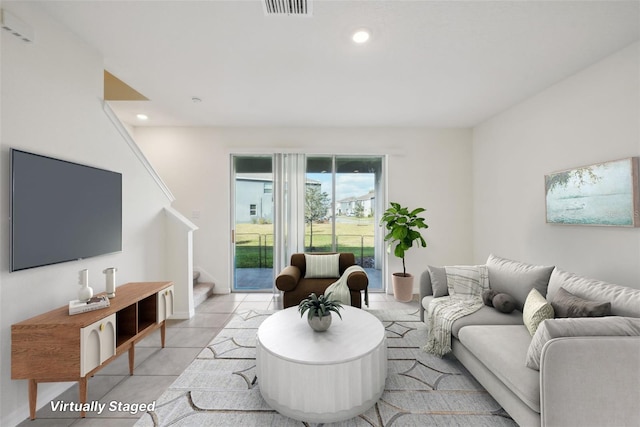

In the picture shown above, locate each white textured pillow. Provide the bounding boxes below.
[523,288,554,336]
[526,317,640,370]
[304,254,340,278]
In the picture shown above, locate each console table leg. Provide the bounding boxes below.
[161,321,166,348]
[28,379,37,420]
[128,346,135,375]
[79,377,87,418]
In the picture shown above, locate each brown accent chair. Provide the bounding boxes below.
[275,252,368,308]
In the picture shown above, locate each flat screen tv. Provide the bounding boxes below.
[10,149,122,272]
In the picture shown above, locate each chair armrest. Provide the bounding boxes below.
[540,336,640,427]
[419,269,434,322]
[275,266,301,292]
[346,270,368,291]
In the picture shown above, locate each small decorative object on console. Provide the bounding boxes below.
[103,267,117,298]
[298,292,343,332]
[77,269,93,302]
[68,295,110,315]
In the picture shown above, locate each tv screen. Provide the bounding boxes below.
[10,149,122,272]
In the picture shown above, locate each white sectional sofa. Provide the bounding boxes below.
[419,254,640,427]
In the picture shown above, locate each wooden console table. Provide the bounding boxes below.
[11,281,174,420]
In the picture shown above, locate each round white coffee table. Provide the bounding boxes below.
[256,305,387,423]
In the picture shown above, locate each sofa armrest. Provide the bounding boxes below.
[419,269,434,322]
[275,266,301,292]
[540,336,640,427]
[346,270,368,292]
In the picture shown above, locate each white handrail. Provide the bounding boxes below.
[102,100,175,202]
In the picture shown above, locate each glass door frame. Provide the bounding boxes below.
[230,154,276,293]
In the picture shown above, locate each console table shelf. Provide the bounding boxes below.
[11,281,174,420]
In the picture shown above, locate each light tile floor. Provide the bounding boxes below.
[18,292,419,426]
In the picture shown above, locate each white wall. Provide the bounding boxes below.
[134,127,474,293]
[473,42,640,288]
[0,3,172,425]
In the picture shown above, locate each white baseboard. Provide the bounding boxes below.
[170,309,194,320]
[6,381,75,426]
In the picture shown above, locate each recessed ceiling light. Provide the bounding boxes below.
[352,29,370,44]
[192,97,202,103]
[136,114,148,120]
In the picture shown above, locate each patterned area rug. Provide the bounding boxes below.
[135,309,517,426]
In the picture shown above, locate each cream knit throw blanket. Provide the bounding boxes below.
[325,265,367,306]
[424,265,489,357]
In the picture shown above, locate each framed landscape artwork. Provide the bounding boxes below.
[545,157,640,227]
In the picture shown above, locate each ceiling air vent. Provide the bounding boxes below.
[263,0,312,16]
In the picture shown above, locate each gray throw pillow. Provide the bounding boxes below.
[551,287,611,318]
[482,289,498,306]
[486,254,554,311]
[492,293,516,314]
[427,266,449,298]
[526,316,640,370]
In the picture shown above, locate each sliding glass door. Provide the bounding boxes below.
[305,156,384,291]
[231,156,274,292]
[231,153,385,293]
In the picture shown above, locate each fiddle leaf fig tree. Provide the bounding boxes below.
[380,202,428,277]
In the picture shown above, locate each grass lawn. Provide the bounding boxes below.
[235,217,376,268]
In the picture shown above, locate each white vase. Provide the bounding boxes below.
[78,283,93,302]
[308,314,332,332]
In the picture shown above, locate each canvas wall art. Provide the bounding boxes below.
[545,157,640,227]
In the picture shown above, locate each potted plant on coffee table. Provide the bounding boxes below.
[298,292,343,332]
[380,202,428,302]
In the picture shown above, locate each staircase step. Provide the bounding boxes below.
[193,281,215,307]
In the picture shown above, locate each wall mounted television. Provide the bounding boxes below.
[10,149,122,272]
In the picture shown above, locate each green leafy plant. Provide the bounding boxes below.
[298,292,343,320]
[380,202,428,277]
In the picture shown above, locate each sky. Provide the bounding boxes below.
[308,172,375,201]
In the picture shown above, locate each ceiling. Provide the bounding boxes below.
[37,0,639,128]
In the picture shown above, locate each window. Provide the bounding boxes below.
[264,182,273,194]
[249,204,257,216]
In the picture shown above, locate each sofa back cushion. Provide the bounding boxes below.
[547,268,640,318]
[486,254,555,311]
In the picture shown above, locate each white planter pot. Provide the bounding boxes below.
[392,273,414,302]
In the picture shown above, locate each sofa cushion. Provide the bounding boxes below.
[547,268,640,317]
[304,253,340,278]
[551,286,611,318]
[523,289,554,336]
[427,265,449,297]
[458,325,541,413]
[486,254,554,311]
[422,296,523,337]
[526,317,640,370]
